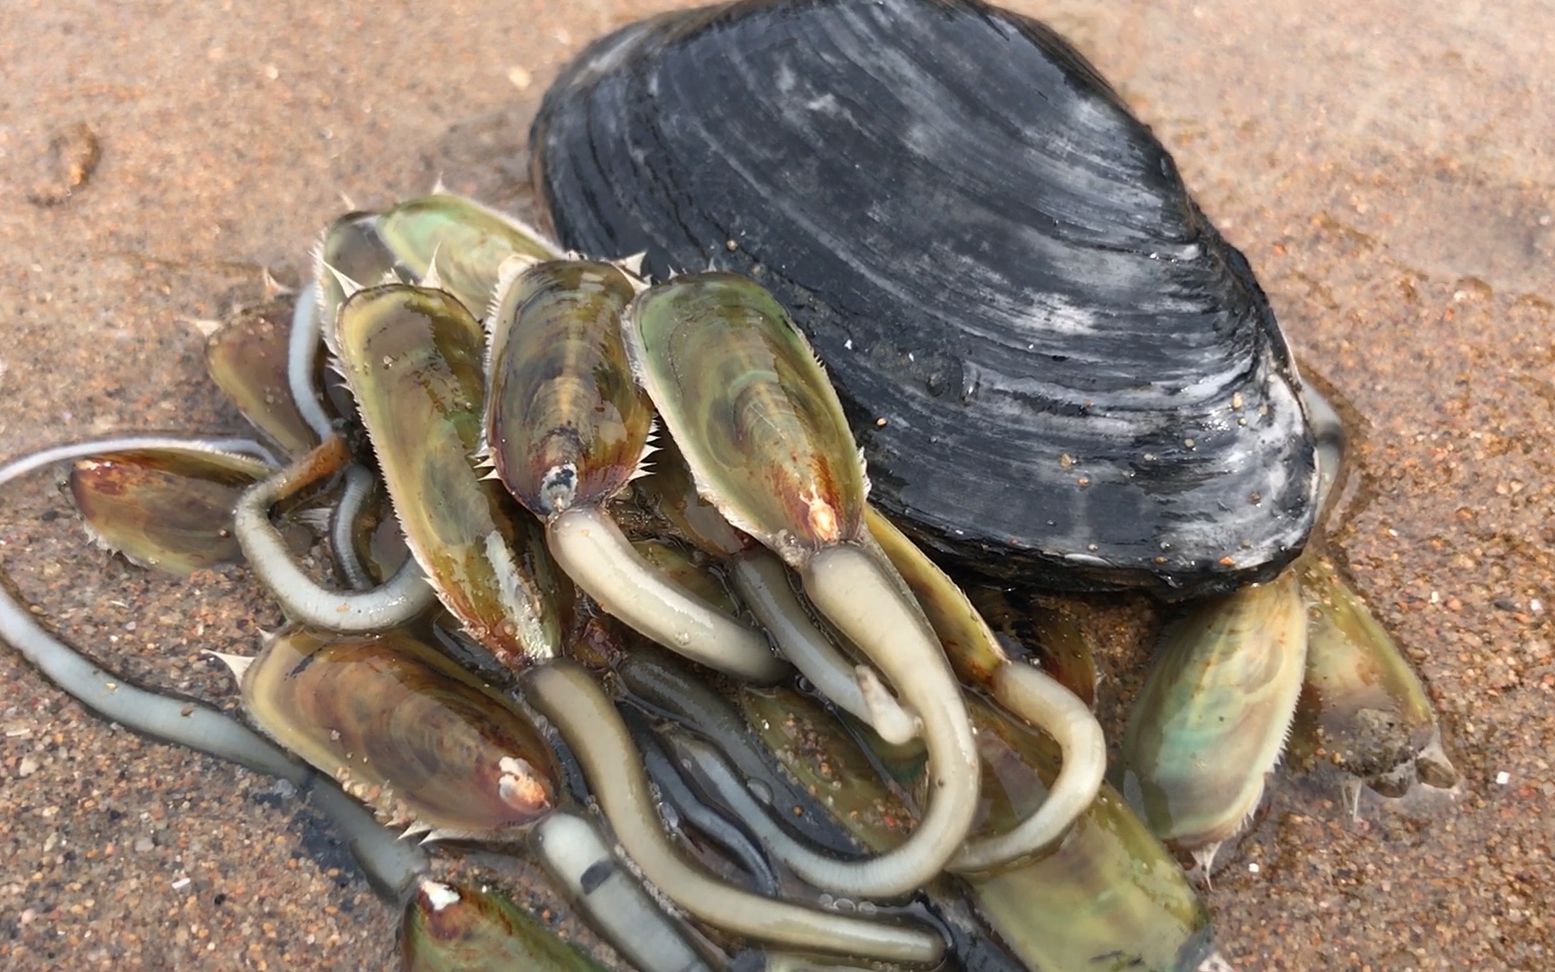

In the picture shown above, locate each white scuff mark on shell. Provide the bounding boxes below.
[422,880,462,912]
[1017,291,1103,336]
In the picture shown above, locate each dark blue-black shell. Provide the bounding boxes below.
[532,0,1316,597]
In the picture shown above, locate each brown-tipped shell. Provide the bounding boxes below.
[204,299,318,456]
[335,283,565,668]
[1121,571,1308,853]
[627,273,865,566]
[242,628,557,838]
[1289,551,1455,788]
[485,260,651,516]
[70,449,269,575]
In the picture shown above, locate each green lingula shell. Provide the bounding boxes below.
[69,449,270,575]
[1121,570,1308,856]
[627,273,866,566]
[336,283,563,668]
[401,878,606,972]
[742,686,1214,972]
[485,260,652,516]
[1289,550,1455,789]
[241,628,557,838]
[377,194,560,315]
[739,685,917,846]
[204,299,318,456]
[964,700,1215,972]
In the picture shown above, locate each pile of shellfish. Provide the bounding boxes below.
[0,1,1456,969]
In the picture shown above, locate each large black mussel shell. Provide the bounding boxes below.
[533,0,1316,596]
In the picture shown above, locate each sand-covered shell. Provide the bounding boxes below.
[533,0,1316,596]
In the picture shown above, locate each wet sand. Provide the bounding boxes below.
[1,0,1551,969]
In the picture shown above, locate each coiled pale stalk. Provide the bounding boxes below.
[522,660,947,966]
[865,507,1107,871]
[641,440,915,740]
[232,436,436,632]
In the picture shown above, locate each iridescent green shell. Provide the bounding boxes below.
[335,283,563,667]
[378,194,559,314]
[204,299,318,456]
[241,628,557,838]
[401,879,606,972]
[627,273,865,566]
[485,260,651,516]
[1121,571,1308,852]
[964,702,1213,972]
[69,449,270,575]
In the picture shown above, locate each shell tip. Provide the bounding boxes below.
[1198,951,1239,972]
[420,244,444,291]
[323,262,364,300]
[184,316,224,339]
[260,266,293,298]
[203,650,255,685]
[1191,842,1222,887]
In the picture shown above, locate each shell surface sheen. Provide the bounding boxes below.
[533,0,1316,595]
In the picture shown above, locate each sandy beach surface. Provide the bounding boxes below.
[1,0,1551,969]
